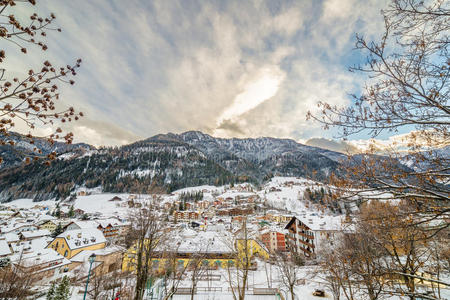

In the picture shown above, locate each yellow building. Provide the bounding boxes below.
[38,220,58,232]
[122,232,270,273]
[47,228,106,258]
[236,239,270,261]
[122,241,236,273]
[123,253,237,274]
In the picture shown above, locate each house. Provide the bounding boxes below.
[11,248,71,279]
[64,220,98,231]
[0,239,11,258]
[109,196,122,202]
[197,200,210,209]
[122,229,237,273]
[38,220,58,232]
[1,222,38,234]
[47,228,106,258]
[284,215,343,258]
[19,229,51,241]
[68,246,123,277]
[174,211,200,222]
[228,206,254,216]
[1,233,19,246]
[11,235,50,252]
[96,218,129,239]
[260,230,287,253]
[73,208,86,218]
[236,238,270,262]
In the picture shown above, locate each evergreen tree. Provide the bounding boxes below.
[46,281,56,300]
[68,205,74,218]
[51,223,64,238]
[54,276,70,300]
[46,276,70,300]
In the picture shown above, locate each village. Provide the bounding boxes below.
[0,177,354,299]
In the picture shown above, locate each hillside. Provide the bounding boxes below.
[0,131,346,202]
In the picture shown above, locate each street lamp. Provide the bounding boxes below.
[83,253,96,300]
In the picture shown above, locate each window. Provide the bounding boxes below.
[64,250,68,257]
[108,263,117,272]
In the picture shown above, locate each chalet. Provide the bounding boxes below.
[11,248,71,279]
[266,214,292,224]
[47,228,106,258]
[216,209,229,217]
[19,229,51,241]
[174,211,200,222]
[197,200,210,209]
[64,220,98,231]
[163,202,173,211]
[38,220,58,232]
[284,215,343,258]
[95,218,129,239]
[109,196,122,202]
[73,208,86,217]
[228,207,254,216]
[1,223,38,234]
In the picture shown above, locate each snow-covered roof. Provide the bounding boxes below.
[57,228,106,250]
[0,240,11,256]
[95,217,128,228]
[67,220,99,229]
[161,230,234,254]
[291,214,344,231]
[1,232,19,243]
[70,246,123,262]
[10,248,70,270]
[11,236,53,254]
[34,215,57,224]
[1,221,37,233]
[20,229,51,239]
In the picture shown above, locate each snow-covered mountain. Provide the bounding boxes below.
[0,131,347,202]
[147,131,346,180]
[0,132,94,169]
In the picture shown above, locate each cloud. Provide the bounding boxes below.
[2,0,390,146]
[216,66,285,125]
[216,119,245,135]
[346,130,450,153]
[305,138,359,154]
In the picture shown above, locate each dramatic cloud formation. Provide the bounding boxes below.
[305,138,360,154]
[6,0,390,146]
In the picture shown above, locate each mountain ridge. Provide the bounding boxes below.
[0,130,347,202]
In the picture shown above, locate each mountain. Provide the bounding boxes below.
[0,132,94,169]
[154,131,346,179]
[0,131,347,202]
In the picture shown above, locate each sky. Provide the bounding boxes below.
[4,0,403,150]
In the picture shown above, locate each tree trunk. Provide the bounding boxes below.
[290,285,295,300]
